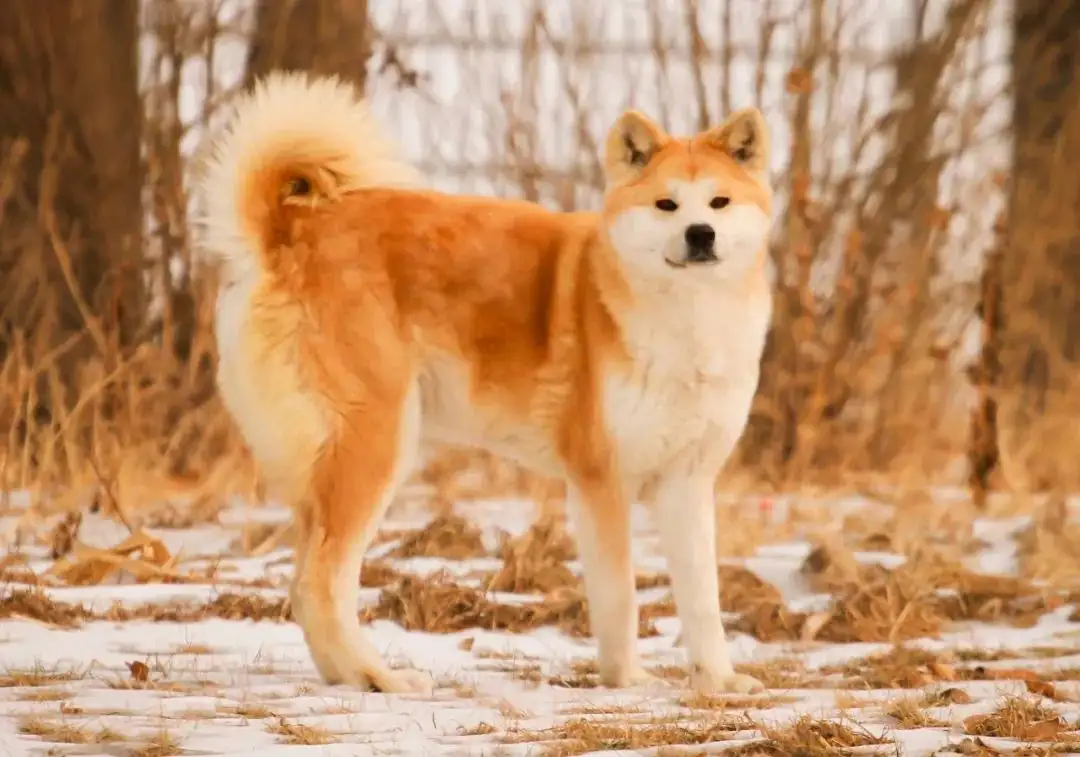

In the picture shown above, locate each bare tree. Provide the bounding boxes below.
[996,2,1080,490]
[0,0,144,367]
[246,0,371,89]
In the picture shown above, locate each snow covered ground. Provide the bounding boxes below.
[1,489,1079,756]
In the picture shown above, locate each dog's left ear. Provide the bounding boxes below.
[703,108,770,175]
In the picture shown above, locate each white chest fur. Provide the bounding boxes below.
[603,286,770,477]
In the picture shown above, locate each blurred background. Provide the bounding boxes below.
[0,0,1076,516]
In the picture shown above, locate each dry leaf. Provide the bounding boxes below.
[127,660,150,683]
[47,529,185,586]
[785,67,814,94]
[49,512,82,559]
[938,687,973,704]
[1024,679,1058,699]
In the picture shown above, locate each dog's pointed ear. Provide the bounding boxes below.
[703,108,770,175]
[604,110,668,186]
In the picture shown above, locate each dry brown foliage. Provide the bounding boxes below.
[266,717,338,746]
[886,696,949,728]
[962,696,1078,743]
[504,715,747,756]
[0,0,1073,525]
[386,513,488,560]
[17,717,127,746]
[485,514,578,594]
[743,716,889,756]
[362,571,662,638]
[510,713,891,757]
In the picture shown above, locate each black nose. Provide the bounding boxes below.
[684,223,715,249]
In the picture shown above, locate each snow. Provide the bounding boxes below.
[1,491,1079,756]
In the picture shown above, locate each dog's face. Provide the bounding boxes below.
[600,108,773,285]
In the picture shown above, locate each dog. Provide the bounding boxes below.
[198,72,774,696]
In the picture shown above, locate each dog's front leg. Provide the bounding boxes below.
[653,471,764,695]
[565,476,652,688]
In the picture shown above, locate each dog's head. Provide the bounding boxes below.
[600,108,773,285]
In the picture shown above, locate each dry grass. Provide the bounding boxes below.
[886,696,949,728]
[484,513,578,594]
[0,664,85,688]
[131,728,185,757]
[504,715,747,756]
[16,688,72,702]
[266,717,338,745]
[0,0,1072,537]
[17,716,127,745]
[361,570,664,637]
[3,527,1068,651]
[0,12,1077,757]
[721,543,1066,645]
[743,715,891,756]
[505,713,891,757]
[387,513,488,560]
[962,696,1078,742]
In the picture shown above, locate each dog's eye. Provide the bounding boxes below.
[655,198,678,212]
[285,176,312,197]
[710,196,730,210]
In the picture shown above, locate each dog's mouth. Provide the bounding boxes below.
[665,250,720,268]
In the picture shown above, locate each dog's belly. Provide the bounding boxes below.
[415,356,564,477]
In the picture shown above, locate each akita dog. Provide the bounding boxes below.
[199,72,774,696]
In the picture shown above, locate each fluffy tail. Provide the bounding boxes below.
[197,72,420,275]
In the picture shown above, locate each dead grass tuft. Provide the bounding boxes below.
[17,716,126,745]
[459,722,499,736]
[132,728,184,757]
[730,715,891,756]
[963,696,1076,742]
[0,665,85,688]
[16,688,72,701]
[388,513,488,560]
[825,645,960,689]
[0,589,97,628]
[360,559,406,588]
[679,691,798,711]
[504,715,746,756]
[485,514,578,594]
[722,545,1063,644]
[218,702,277,719]
[886,696,948,728]
[364,570,662,637]
[266,717,338,745]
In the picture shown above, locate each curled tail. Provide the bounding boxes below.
[197,72,420,275]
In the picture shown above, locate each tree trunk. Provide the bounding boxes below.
[246,0,370,89]
[0,0,144,367]
[998,2,1080,491]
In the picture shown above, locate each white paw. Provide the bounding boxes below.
[375,668,435,695]
[600,663,667,690]
[691,669,766,696]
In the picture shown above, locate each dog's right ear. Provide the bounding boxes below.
[603,110,668,186]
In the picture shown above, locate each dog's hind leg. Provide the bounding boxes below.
[290,379,430,694]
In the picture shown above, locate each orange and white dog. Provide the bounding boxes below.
[199,73,774,696]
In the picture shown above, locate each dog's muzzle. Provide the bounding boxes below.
[666,223,719,268]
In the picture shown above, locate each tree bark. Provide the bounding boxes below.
[246,0,370,89]
[998,2,1080,490]
[0,0,144,365]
